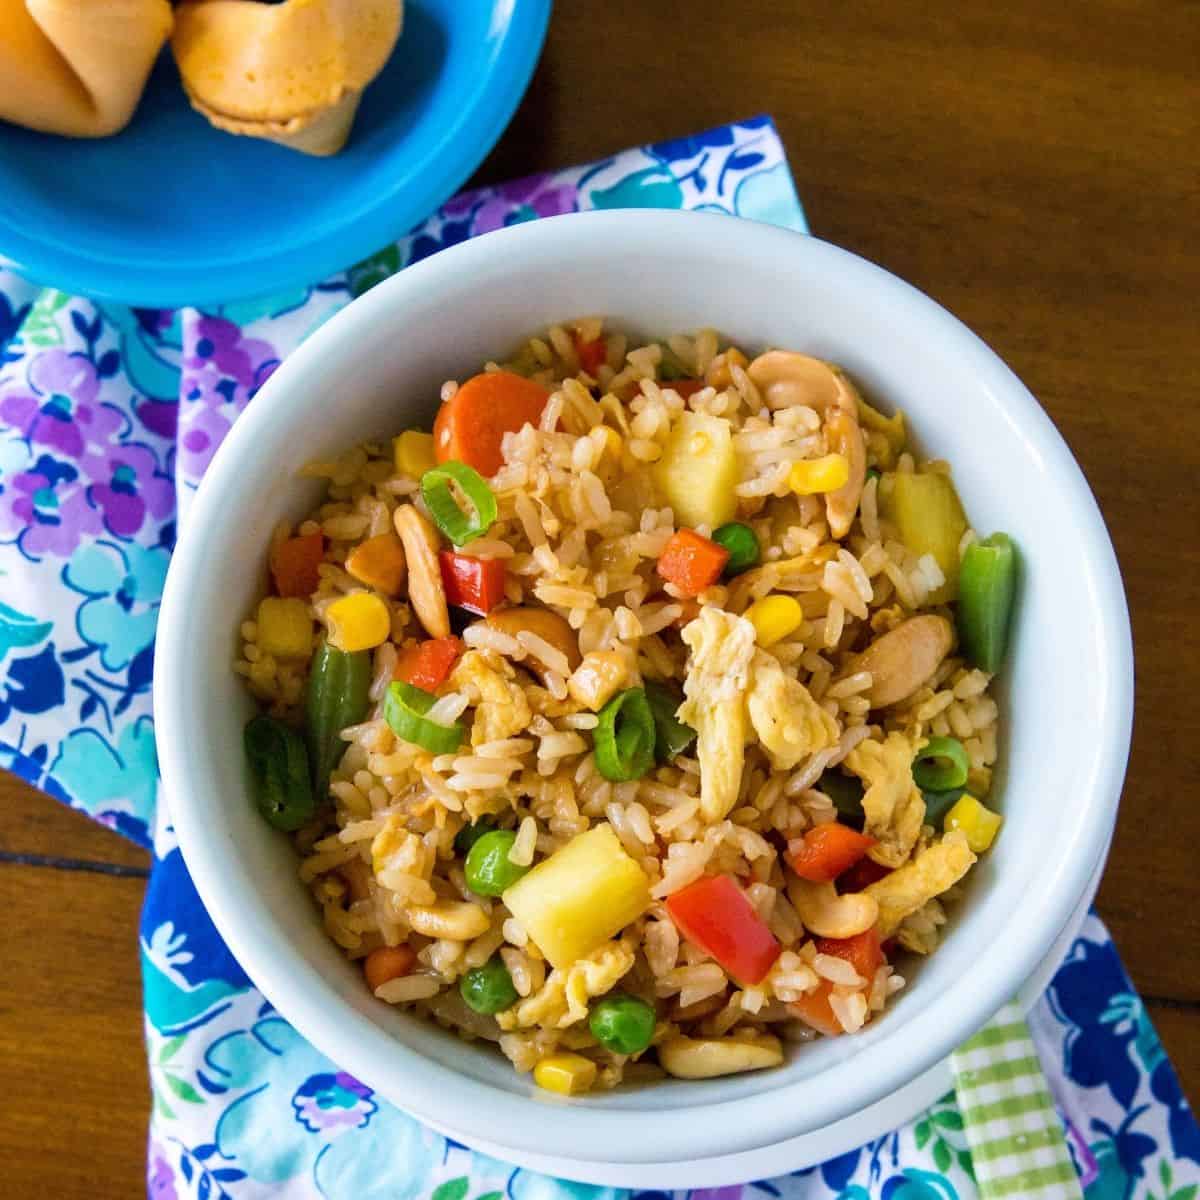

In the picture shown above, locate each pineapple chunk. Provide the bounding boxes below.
[653,411,738,529]
[502,824,650,969]
[880,472,967,604]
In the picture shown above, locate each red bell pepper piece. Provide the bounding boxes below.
[394,637,462,692]
[787,824,877,883]
[269,532,324,598]
[671,378,707,399]
[657,529,730,598]
[665,873,781,985]
[837,856,892,894]
[439,551,506,616]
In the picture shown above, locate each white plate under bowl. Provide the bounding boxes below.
[429,842,1109,1189]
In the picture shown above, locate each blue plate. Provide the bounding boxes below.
[0,0,551,308]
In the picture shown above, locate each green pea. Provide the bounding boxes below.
[712,522,760,577]
[244,715,315,831]
[464,830,530,897]
[454,816,498,856]
[460,956,518,1015]
[588,993,657,1055]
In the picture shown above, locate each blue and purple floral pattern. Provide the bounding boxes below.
[1,117,1195,1199]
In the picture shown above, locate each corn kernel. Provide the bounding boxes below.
[944,795,1003,853]
[393,431,436,479]
[255,597,313,659]
[325,593,391,652]
[744,594,805,647]
[533,1053,598,1096]
[789,453,850,495]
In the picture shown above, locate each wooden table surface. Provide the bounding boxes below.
[3,1,1198,1192]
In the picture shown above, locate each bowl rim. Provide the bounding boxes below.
[156,208,1134,1165]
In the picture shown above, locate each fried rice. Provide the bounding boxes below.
[234,320,1004,1092]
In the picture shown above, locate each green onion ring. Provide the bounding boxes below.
[420,460,498,546]
[384,680,465,754]
[912,736,970,792]
[593,687,656,782]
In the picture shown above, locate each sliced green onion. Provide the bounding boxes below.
[383,680,465,754]
[643,680,696,763]
[643,683,692,762]
[818,770,865,829]
[712,522,760,577]
[244,715,315,831]
[420,460,497,546]
[923,786,971,828]
[656,345,689,380]
[957,532,1018,672]
[912,736,970,792]
[593,687,656,782]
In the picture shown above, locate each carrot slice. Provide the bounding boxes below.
[657,529,730,598]
[787,824,876,883]
[363,945,416,992]
[345,533,407,597]
[433,371,550,477]
[270,532,324,598]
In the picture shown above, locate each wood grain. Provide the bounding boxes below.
[2,0,1197,1191]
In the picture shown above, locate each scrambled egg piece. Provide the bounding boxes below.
[846,732,926,868]
[679,608,757,823]
[745,650,839,770]
[864,831,976,937]
[496,939,635,1031]
[370,815,436,904]
[896,898,948,955]
[451,650,532,746]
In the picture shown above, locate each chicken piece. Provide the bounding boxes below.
[496,938,635,1031]
[864,832,976,937]
[745,651,839,770]
[845,732,926,868]
[678,608,757,823]
[450,650,532,746]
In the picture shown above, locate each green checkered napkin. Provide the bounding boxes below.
[951,1001,1083,1198]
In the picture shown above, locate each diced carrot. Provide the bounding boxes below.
[788,929,884,1037]
[439,551,506,615]
[345,533,407,597]
[433,371,550,476]
[838,856,893,894]
[394,637,462,691]
[788,986,844,1038]
[574,333,607,375]
[656,529,730,598]
[363,945,416,992]
[270,532,324,598]
[787,824,877,883]
[815,927,885,982]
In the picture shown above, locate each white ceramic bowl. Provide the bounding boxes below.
[156,210,1133,1169]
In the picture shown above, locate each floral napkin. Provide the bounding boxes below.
[0,116,1196,1199]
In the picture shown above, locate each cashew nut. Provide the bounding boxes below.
[842,614,953,709]
[747,352,865,539]
[786,876,880,939]
[407,899,491,941]
[658,1034,784,1079]
[747,351,845,412]
[393,504,450,639]
[567,650,629,711]
[487,606,581,683]
[823,401,866,539]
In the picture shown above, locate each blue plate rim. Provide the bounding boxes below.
[0,0,552,309]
